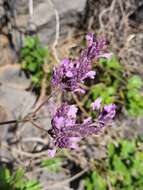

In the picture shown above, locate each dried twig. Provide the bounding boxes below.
[29,0,34,18]
[99,0,117,31]
[32,88,59,116]
[34,72,47,109]
[48,0,60,63]
[72,93,89,117]
[12,147,48,158]
[30,121,49,133]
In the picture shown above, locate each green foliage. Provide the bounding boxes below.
[85,171,106,190]
[41,157,62,172]
[20,36,50,89]
[84,138,143,190]
[86,56,143,116]
[0,166,41,190]
[126,75,143,116]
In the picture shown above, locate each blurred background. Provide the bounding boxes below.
[0,0,143,190]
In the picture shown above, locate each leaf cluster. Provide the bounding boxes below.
[0,167,41,190]
[41,157,62,172]
[84,138,143,190]
[20,36,50,89]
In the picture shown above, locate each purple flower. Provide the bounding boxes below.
[48,102,116,156]
[51,103,77,131]
[52,33,112,93]
[52,58,96,93]
[86,32,95,47]
[47,149,56,158]
[85,33,112,60]
[98,104,116,127]
[91,97,102,110]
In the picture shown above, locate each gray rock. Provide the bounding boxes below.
[0,0,87,54]
[0,149,14,163]
[0,84,36,151]
[12,0,87,47]
[0,0,4,18]
[0,6,4,18]
[0,85,36,119]
[0,64,31,90]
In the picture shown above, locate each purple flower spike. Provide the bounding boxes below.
[91,97,102,110]
[85,33,112,60]
[52,33,112,93]
[48,102,116,156]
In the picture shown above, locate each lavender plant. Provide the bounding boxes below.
[0,33,116,157]
[48,33,115,156]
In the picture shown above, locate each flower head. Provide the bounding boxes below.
[52,33,112,93]
[48,102,116,156]
[52,58,95,93]
[85,33,113,60]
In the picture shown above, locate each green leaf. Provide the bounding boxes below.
[0,166,11,188]
[120,140,135,158]
[11,168,25,188]
[84,178,93,190]
[27,62,38,72]
[25,180,41,190]
[99,56,122,70]
[127,75,143,89]
[91,171,106,190]
[108,143,115,158]
[41,158,62,172]
[113,155,127,174]
[24,36,37,49]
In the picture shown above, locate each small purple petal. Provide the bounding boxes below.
[66,71,73,77]
[98,53,113,59]
[67,105,78,118]
[74,88,86,94]
[104,104,116,112]
[60,58,69,66]
[86,33,94,47]
[47,149,56,158]
[83,71,96,80]
[54,117,64,129]
[104,104,116,119]
[91,97,102,110]
[69,137,81,149]
[83,117,92,124]
[98,103,116,126]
